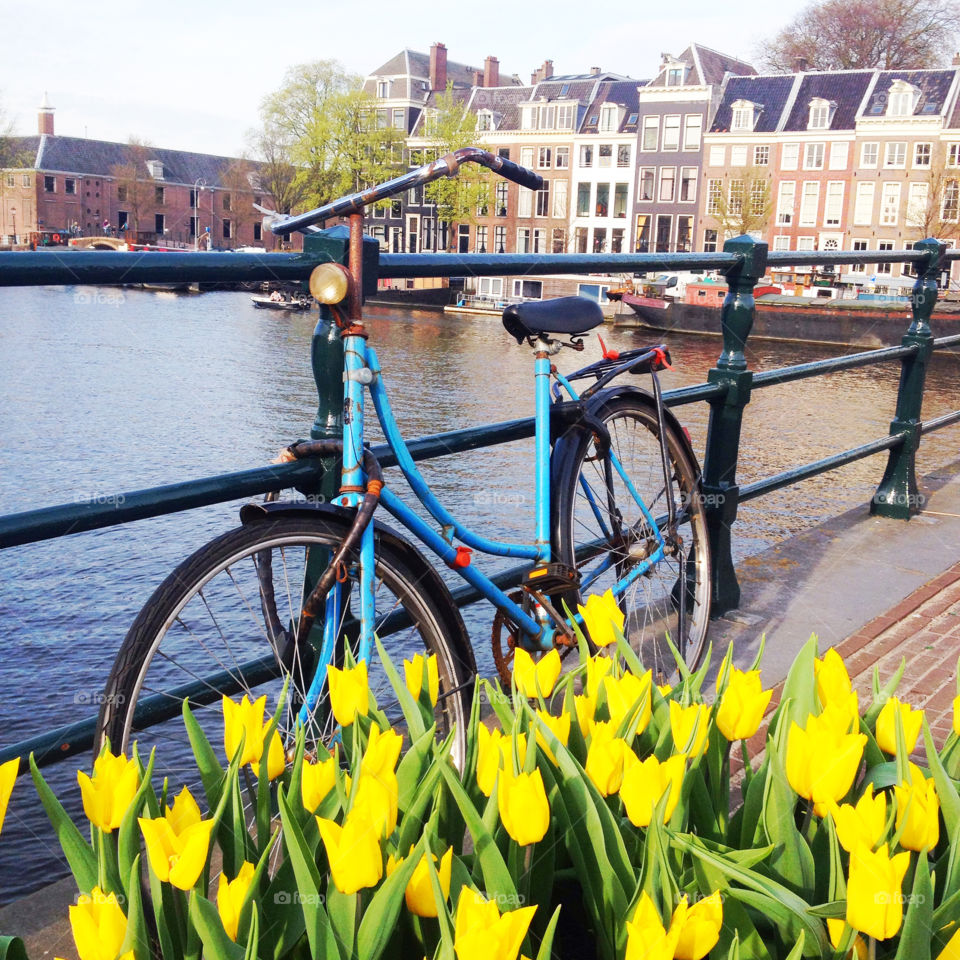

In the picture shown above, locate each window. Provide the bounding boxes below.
[475,225,488,253]
[706,179,722,215]
[659,169,676,202]
[641,116,659,151]
[773,236,791,251]
[851,239,868,272]
[155,214,165,234]
[593,228,607,252]
[520,147,534,169]
[701,228,717,252]
[662,115,681,150]
[392,108,404,129]
[617,144,630,167]
[824,181,844,226]
[21,175,30,187]
[596,183,609,217]
[613,183,628,218]
[880,182,901,225]
[803,143,825,169]
[555,146,570,169]
[537,147,552,169]
[906,181,929,227]
[538,104,556,129]
[639,168,655,201]
[535,182,550,217]
[575,227,588,253]
[579,145,593,167]
[477,277,503,298]
[854,182,875,225]
[799,182,819,226]
[557,104,575,129]
[600,104,619,132]
[754,145,769,166]
[146,160,163,179]
[781,144,799,170]
[152,185,164,204]
[884,142,907,168]
[942,180,959,221]
[776,181,796,225]
[495,182,508,216]
[494,225,506,252]
[118,211,129,231]
[376,80,388,98]
[222,218,231,239]
[552,228,566,253]
[728,179,744,215]
[458,225,470,254]
[477,111,493,132]
[64,178,76,195]
[577,183,591,217]
[731,100,755,131]
[635,214,650,252]
[829,142,849,169]
[552,180,567,218]
[676,216,692,252]
[948,144,960,167]
[655,215,671,252]
[750,180,766,216]
[877,240,894,273]
[796,236,815,253]
[518,186,533,218]
[520,105,537,130]
[223,193,231,211]
[513,279,542,299]
[5,175,14,188]
[808,99,832,129]
[708,146,725,166]
[861,142,879,167]
[598,144,613,167]
[731,145,748,166]
[253,222,262,242]
[914,143,932,168]
[667,67,684,86]
[683,115,702,150]
[680,167,697,202]
[44,176,55,192]
[887,82,919,117]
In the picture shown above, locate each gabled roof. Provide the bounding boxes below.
[467,85,536,131]
[648,43,755,88]
[782,71,874,131]
[710,74,798,133]
[363,48,521,100]
[408,86,476,135]
[862,69,957,119]
[579,80,643,134]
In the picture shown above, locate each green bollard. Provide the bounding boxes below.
[871,237,943,519]
[700,235,766,616]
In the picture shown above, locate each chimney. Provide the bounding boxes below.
[531,60,556,84]
[484,55,500,88]
[589,66,602,76]
[38,91,54,136]
[429,42,448,91]
[952,51,960,65]
[793,55,808,72]
[472,69,483,87]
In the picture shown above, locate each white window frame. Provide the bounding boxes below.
[803,143,825,170]
[683,115,702,150]
[537,147,552,169]
[708,145,725,167]
[781,143,799,171]
[731,100,755,132]
[599,104,618,132]
[828,142,849,170]
[854,182,875,226]
[641,116,659,151]
[860,142,879,168]
[731,145,748,167]
[808,99,831,130]
[823,181,844,227]
[906,181,929,228]
[555,146,570,169]
[662,115,681,151]
[799,181,820,226]
[552,180,568,219]
[776,181,796,225]
[880,182,901,226]
[914,143,932,168]
[754,145,769,166]
[884,142,907,169]
[679,167,698,203]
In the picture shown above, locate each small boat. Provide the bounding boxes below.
[251,294,312,311]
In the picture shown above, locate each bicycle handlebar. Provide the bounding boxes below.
[268,147,543,235]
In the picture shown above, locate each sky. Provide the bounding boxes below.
[0,0,810,158]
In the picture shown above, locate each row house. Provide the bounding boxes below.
[633,45,756,255]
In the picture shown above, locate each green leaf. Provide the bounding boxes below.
[325,887,357,960]
[183,699,227,808]
[236,830,280,948]
[0,937,27,960]
[375,635,426,741]
[769,635,819,753]
[894,847,932,960]
[923,718,960,895]
[397,724,438,812]
[535,905,562,960]
[120,854,151,960]
[118,748,156,899]
[29,752,97,893]
[187,892,245,960]
[243,903,259,960]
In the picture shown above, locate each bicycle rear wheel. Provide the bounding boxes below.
[553,395,711,680]
[97,512,475,784]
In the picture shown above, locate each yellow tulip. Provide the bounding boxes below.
[815,647,852,706]
[846,843,910,940]
[670,702,712,757]
[362,725,403,777]
[454,888,536,960]
[603,670,652,733]
[387,846,453,917]
[513,648,561,698]
[477,724,506,797]
[670,892,723,960]
[826,918,869,960]
[0,757,19,837]
[657,683,672,698]
[574,694,596,738]
[819,693,861,736]
[138,786,214,890]
[222,694,267,767]
[77,751,139,833]
[937,926,960,960]
[301,754,338,812]
[404,652,439,706]
[786,712,866,816]
[68,887,127,960]
[217,861,255,942]
[585,654,614,699]
[535,709,570,763]
[498,766,550,845]
[875,697,924,755]
[716,667,773,741]
[585,721,636,796]
[327,661,370,726]
[316,811,383,894]
[577,588,625,647]
[625,892,679,960]
[352,770,399,838]
[894,762,940,852]
[620,754,686,827]
[828,783,886,853]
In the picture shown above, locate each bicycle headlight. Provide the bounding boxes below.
[309,263,350,304]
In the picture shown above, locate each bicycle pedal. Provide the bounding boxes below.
[522,563,580,595]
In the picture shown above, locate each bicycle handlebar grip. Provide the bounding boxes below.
[494,157,543,191]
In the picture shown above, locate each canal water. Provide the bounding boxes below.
[1,285,959,901]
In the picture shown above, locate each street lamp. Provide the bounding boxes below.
[193,178,206,251]
[9,209,16,245]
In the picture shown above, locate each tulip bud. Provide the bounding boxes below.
[217,861,255,941]
[670,892,723,960]
[0,757,19,839]
[715,667,772,741]
[77,751,139,834]
[846,843,910,940]
[585,721,635,796]
[68,887,128,960]
[577,589,625,647]
[669,702,712,757]
[513,648,561,698]
[316,811,383,894]
[620,754,686,827]
[894,762,939,852]
[404,652,439,707]
[875,697,924,756]
[454,888,536,960]
[815,648,852,707]
[327,661,370,726]
[498,766,550,845]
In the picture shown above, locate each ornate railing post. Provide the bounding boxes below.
[700,235,766,615]
[871,237,943,519]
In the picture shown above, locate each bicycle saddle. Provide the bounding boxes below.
[502,296,605,344]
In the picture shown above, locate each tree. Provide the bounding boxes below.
[0,92,29,169]
[111,138,156,237]
[906,145,958,241]
[419,86,491,251]
[247,124,306,220]
[758,0,960,71]
[702,168,772,241]
[218,157,259,247]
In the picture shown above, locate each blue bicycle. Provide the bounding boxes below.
[98,149,711,767]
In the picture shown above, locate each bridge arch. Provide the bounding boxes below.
[68,237,127,251]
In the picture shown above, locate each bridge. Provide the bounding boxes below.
[66,236,126,251]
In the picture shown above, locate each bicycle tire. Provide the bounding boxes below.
[97,512,475,778]
[553,394,712,680]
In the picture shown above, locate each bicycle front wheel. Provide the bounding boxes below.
[97,512,475,781]
[553,395,711,680]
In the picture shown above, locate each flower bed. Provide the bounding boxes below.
[2,596,960,960]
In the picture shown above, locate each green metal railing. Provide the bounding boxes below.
[0,232,959,771]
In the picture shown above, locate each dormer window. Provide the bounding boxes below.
[556,102,576,130]
[476,109,495,132]
[808,98,835,130]
[731,99,758,132]
[520,104,538,130]
[376,79,389,98]
[146,160,164,179]
[887,80,920,117]
[599,103,621,132]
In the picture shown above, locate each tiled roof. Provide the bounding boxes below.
[863,69,957,118]
[409,87,475,135]
[648,43,755,88]
[579,80,643,134]
[363,48,521,100]
[782,71,874,131]
[710,74,798,133]
[15,134,253,187]
[468,85,535,130]
[3,136,41,167]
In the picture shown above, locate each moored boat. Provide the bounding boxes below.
[251,294,312,311]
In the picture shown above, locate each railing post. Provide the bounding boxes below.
[700,235,766,616]
[871,236,943,519]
